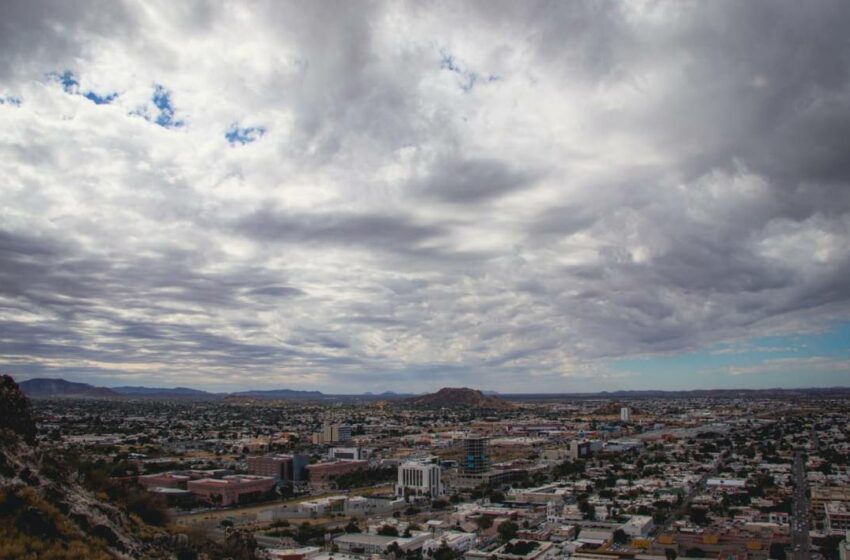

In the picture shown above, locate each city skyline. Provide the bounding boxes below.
[2,1,850,393]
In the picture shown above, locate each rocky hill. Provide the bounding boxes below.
[408,387,516,410]
[18,378,119,398]
[0,375,240,559]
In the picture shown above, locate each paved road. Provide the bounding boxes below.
[790,450,811,560]
[656,452,728,534]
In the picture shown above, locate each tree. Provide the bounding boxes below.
[474,516,493,530]
[664,548,677,560]
[689,507,708,525]
[613,529,629,545]
[224,529,258,560]
[498,520,519,542]
[685,547,705,558]
[432,543,456,560]
[769,543,786,560]
[818,534,844,560]
[386,542,403,559]
[378,525,400,537]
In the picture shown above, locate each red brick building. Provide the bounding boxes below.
[305,460,367,486]
[187,475,276,506]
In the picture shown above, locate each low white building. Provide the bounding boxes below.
[330,447,369,461]
[706,478,747,490]
[266,547,321,560]
[621,515,655,537]
[423,532,477,556]
[334,533,431,556]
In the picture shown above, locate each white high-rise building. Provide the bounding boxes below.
[396,460,443,497]
[620,406,632,423]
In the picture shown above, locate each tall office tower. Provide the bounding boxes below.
[322,424,353,444]
[620,406,632,423]
[463,436,491,474]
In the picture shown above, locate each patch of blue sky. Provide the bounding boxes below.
[49,70,118,105]
[50,70,79,92]
[439,50,494,93]
[440,53,460,72]
[225,123,266,145]
[151,84,184,128]
[84,91,118,105]
[0,95,22,106]
[607,321,850,389]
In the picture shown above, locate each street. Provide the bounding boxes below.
[790,450,811,560]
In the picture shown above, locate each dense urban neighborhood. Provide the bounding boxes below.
[6,380,849,560]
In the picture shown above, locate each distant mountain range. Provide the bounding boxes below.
[13,377,850,401]
[230,388,325,399]
[15,377,414,401]
[112,386,213,398]
[18,378,120,398]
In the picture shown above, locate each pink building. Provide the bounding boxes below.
[305,460,367,486]
[187,475,276,506]
[138,473,190,489]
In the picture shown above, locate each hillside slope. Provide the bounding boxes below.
[0,375,181,559]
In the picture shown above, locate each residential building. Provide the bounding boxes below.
[422,532,477,556]
[813,487,850,521]
[827,502,850,533]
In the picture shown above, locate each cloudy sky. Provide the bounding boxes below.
[2,1,849,393]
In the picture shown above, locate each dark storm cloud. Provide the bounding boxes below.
[0,227,355,375]
[414,157,542,204]
[246,286,306,298]
[232,208,449,254]
[0,0,134,81]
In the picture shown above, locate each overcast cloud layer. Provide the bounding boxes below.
[2,0,849,392]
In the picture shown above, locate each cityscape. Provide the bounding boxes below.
[2,1,850,559]
[1,380,850,560]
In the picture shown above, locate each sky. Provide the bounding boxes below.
[1,1,849,394]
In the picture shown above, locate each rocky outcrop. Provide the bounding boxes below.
[408,387,516,410]
[0,375,180,558]
[0,374,37,444]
